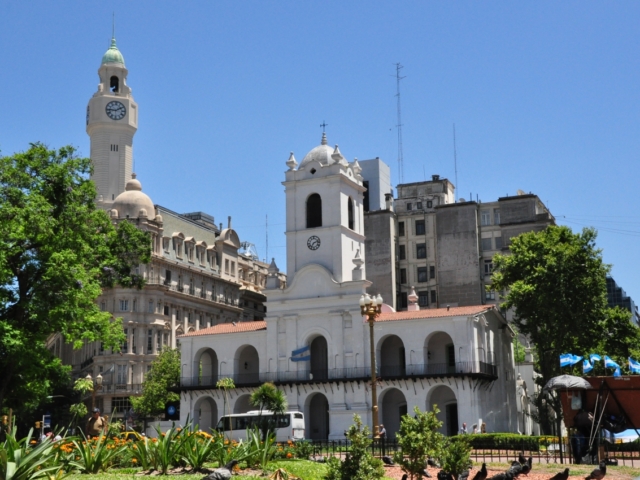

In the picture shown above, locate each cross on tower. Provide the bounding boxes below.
[320,121,328,133]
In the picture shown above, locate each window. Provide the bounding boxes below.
[122,328,128,353]
[363,181,370,212]
[481,210,491,226]
[398,245,406,260]
[225,259,230,274]
[481,238,492,251]
[398,222,405,236]
[120,300,128,311]
[494,236,503,249]
[417,266,428,283]
[416,202,423,210]
[431,290,437,304]
[112,396,133,412]
[100,302,106,311]
[484,259,493,275]
[399,292,408,309]
[156,330,162,350]
[109,75,119,93]
[400,268,407,284]
[163,305,169,316]
[447,345,455,367]
[429,265,436,279]
[306,193,322,228]
[494,209,500,225]
[164,270,172,285]
[148,300,154,313]
[231,262,236,276]
[132,299,137,312]
[416,243,427,259]
[131,328,136,353]
[406,202,412,211]
[427,200,433,208]
[418,291,429,307]
[147,330,153,353]
[415,219,425,235]
[348,197,354,230]
[485,290,496,301]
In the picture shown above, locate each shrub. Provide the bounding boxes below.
[0,427,67,480]
[68,432,126,474]
[181,430,218,472]
[441,436,472,480]
[293,440,314,459]
[394,406,446,480]
[324,414,384,480]
[465,433,545,451]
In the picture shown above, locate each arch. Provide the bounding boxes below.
[427,385,458,436]
[235,345,259,385]
[305,393,329,440]
[380,388,407,439]
[309,335,328,381]
[193,396,218,433]
[194,348,218,386]
[379,335,406,377]
[233,394,252,414]
[425,331,456,374]
[348,197,354,230]
[110,75,119,93]
[306,193,322,228]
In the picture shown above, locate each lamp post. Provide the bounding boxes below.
[360,293,383,438]
[85,373,103,410]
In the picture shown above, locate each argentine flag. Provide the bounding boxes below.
[560,353,583,368]
[629,357,640,375]
[583,359,593,374]
[604,356,621,377]
[589,354,602,364]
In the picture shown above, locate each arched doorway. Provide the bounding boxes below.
[381,388,407,439]
[425,332,456,374]
[193,396,218,433]
[233,394,252,414]
[379,335,406,377]
[428,385,458,436]
[309,336,328,381]
[235,345,259,385]
[306,393,330,440]
[195,348,218,386]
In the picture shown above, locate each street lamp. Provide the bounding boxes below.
[85,373,103,410]
[360,293,383,438]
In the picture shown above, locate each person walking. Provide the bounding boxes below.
[85,408,107,439]
[379,424,387,455]
[460,422,468,434]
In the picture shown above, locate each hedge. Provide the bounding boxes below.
[465,434,561,451]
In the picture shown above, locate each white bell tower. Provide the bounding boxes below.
[283,133,367,284]
[86,36,138,209]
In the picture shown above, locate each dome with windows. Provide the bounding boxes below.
[299,133,335,168]
[101,37,125,66]
[111,173,155,219]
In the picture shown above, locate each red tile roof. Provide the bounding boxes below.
[376,305,495,322]
[179,321,267,337]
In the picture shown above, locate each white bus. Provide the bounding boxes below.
[215,410,305,442]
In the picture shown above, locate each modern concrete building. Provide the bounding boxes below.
[178,135,518,440]
[48,36,285,418]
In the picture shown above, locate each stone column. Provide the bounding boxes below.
[171,308,177,349]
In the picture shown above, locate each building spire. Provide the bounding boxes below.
[112,12,115,40]
[321,132,327,145]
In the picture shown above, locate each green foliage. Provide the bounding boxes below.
[68,432,126,474]
[246,427,278,470]
[180,430,218,472]
[394,406,445,480]
[250,383,288,440]
[216,377,235,437]
[0,143,151,415]
[293,440,314,459]
[440,436,472,480]
[150,423,190,474]
[490,226,640,431]
[0,427,67,480]
[463,433,547,450]
[130,436,155,471]
[324,414,384,480]
[130,348,180,417]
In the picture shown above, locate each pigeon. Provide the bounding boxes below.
[222,460,238,472]
[549,468,570,480]
[520,464,530,476]
[518,453,527,465]
[459,469,470,480]
[382,455,395,466]
[585,461,606,480]
[428,458,440,468]
[421,468,432,478]
[527,457,533,471]
[472,463,488,480]
[402,475,409,480]
[508,463,524,478]
[488,472,515,480]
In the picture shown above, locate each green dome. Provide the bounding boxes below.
[101,38,125,66]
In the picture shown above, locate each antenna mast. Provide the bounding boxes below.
[453,123,458,201]
[394,63,405,184]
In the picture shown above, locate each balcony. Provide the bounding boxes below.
[179,361,498,390]
[146,276,240,308]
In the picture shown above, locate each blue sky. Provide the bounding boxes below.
[1,1,639,305]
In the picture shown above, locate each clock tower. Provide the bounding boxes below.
[86,36,138,209]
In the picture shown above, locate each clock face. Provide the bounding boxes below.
[105,101,126,120]
[307,235,321,250]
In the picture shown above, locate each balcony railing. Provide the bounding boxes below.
[146,276,240,307]
[179,361,497,389]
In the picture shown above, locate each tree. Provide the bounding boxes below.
[491,225,640,433]
[130,348,180,418]
[216,377,235,437]
[325,414,385,480]
[0,143,151,416]
[394,406,445,480]
[440,435,472,480]
[250,382,287,440]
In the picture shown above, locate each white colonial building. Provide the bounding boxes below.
[178,135,519,439]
